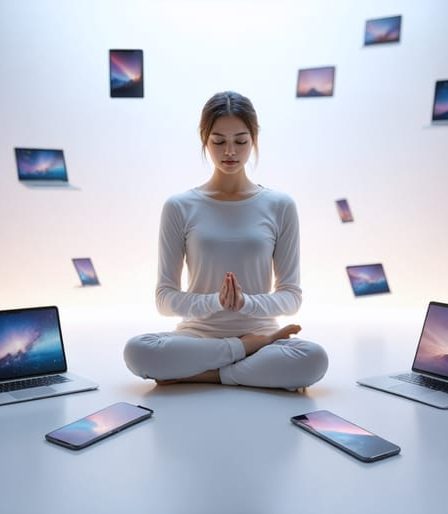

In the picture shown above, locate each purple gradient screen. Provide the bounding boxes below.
[292,410,390,458]
[413,304,448,377]
[336,199,354,222]
[72,258,99,286]
[48,403,150,446]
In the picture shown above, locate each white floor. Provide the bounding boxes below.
[1,305,447,514]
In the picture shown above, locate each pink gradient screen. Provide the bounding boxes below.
[47,402,151,446]
[413,303,448,377]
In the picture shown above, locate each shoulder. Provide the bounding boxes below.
[259,188,298,210]
[163,189,197,207]
[162,189,201,214]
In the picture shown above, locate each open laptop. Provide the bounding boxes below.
[15,148,78,189]
[0,306,98,406]
[358,301,448,409]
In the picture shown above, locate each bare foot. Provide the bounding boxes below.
[241,324,301,356]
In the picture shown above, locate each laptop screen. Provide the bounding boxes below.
[413,302,448,379]
[15,148,68,182]
[0,307,67,381]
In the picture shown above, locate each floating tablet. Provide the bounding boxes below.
[109,49,144,98]
[364,15,402,46]
[346,264,390,296]
[296,66,335,98]
[432,80,448,122]
[72,258,100,286]
[335,199,354,223]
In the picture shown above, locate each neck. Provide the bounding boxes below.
[205,169,255,194]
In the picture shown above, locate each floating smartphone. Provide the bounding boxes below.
[290,410,400,462]
[45,402,154,450]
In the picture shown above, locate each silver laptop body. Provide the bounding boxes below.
[357,301,448,409]
[0,306,97,406]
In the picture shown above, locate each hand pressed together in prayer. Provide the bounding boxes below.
[219,272,245,311]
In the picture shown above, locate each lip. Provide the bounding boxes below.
[222,160,239,165]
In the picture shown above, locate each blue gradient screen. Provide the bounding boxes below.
[0,308,66,380]
[47,403,151,447]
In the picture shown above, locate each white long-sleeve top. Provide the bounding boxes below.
[155,187,302,337]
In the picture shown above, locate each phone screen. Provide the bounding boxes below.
[46,402,153,449]
[291,410,400,462]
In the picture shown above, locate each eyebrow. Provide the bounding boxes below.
[211,131,249,137]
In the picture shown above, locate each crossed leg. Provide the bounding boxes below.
[155,324,301,385]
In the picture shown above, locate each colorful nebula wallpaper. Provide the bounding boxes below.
[413,304,448,377]
[15,149,68,181]
[364,16,402,45]
[109,50,144,97]
[72,258,100,286]
[432,80,448,121]
[0,308,66,380]
[48,403,149,446]
[346,264,390,296]
[336,199,354,222]
[296,67,335,97]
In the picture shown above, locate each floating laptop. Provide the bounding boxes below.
[72,258,100,286]
[358,301,448,409]
[0,306,98,406]
[15,148,77,188]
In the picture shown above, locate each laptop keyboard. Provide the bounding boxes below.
[0,375,70,393]
[394,373,448,393]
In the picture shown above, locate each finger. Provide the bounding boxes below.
[226,276,234,308]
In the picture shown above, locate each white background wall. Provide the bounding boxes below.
[0,0,447,321]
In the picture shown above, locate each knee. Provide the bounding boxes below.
[123,333,159,378]
[301,341,329,385]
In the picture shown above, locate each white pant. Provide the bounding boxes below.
[123,331,328,391]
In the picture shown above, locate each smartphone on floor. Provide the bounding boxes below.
[45,402,154,450]
[290,410,400,462]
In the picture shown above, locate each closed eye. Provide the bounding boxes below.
[212,140,247,145]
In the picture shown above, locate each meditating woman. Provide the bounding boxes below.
[124,91,328,391]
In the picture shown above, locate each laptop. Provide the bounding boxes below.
[15,148,78,189]
[358,301,448,409]
[0,306,98,406]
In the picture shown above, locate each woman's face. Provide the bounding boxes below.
[206,115,253,175]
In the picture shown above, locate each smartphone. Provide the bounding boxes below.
[45,402,154,450]
[290,410,400,462]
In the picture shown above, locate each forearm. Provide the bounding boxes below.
[239,288,302,317]
[156,287,224,319]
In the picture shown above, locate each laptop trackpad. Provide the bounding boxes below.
[10,386,57,399]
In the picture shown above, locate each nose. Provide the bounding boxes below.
[224,142,236,156]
